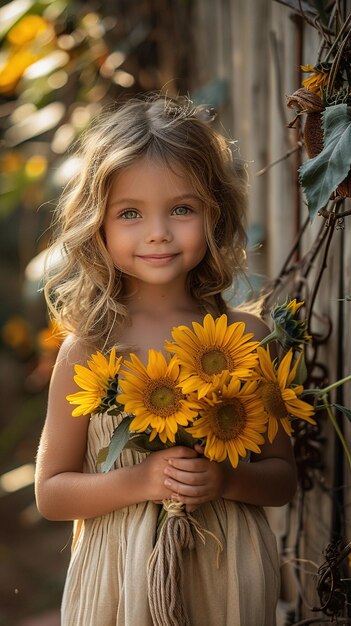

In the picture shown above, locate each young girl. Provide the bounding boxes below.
[35,95,297,626]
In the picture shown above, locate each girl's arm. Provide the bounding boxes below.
[35,336,195,521]
[221,428,297,506]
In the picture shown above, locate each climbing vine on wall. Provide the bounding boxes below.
[268,2,351,623]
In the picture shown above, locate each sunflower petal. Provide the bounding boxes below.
[277,349,293,389]
[267,416,278,443]
[257,346,276,382]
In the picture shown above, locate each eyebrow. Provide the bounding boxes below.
[108,194,203,206]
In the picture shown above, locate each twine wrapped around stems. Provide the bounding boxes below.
[147,499,223,626]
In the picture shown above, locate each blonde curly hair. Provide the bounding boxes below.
[44,94,248,349]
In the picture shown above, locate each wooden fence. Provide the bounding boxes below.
[188,1,351,623]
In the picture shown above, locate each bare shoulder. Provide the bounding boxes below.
[43,333,99,432]
[54,333,92,372]
[49,333,92,400]
[226,308,270,342]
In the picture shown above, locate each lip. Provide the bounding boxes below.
[136,253,179,264]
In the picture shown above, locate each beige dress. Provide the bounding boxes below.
[61,412,280,626]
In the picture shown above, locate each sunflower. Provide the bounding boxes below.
[117,350,199,444]
[186,377,267,468]
[256,345,316,443]
[165,314,259,399]
[67,348,123,416]
[260,297,311,352]
[301,64,330,98]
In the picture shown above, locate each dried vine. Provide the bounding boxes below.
[266,2,351,623]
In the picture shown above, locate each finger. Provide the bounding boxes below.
[167,457,208,472]
[163,446,197,459]
[172,492,209,505]
[165,461,209,482]
[164,468,206,487]
[165,478,207,498]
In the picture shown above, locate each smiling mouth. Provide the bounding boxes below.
[137,253,179,264]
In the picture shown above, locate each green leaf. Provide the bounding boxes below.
[96,446,109,464]
[333,404,351,421]
[299,104,351,221]
[106,402,125,416]
[175,426,197,448]
[124,427,198,452]
[101,414,134,472]
[125,433,170,453]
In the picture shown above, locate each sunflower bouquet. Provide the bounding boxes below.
[67,300,316,473]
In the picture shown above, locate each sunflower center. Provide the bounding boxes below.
[211,399,247,440]
[151,386,176,408]
[261,382,287,420]
[145,378,181,417]
[201,349,228,375]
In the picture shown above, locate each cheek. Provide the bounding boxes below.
[183,226,207,266]
[197,241,208,265]
[194,223,208,256]
[104,222,125,248]
[104,231,128,265]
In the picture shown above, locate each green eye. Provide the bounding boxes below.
[121,209,139,219]
[173,206,190,216]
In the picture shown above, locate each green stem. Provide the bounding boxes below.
[322,395,351,471]
[258,331,276,347]
[319,373,351,395]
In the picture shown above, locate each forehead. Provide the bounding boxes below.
[109,155,202,199]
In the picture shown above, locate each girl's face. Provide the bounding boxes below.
[104,156,207,291]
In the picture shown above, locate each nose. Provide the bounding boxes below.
[144,216,173,243]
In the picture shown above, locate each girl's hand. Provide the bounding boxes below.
[140,446,198,503]
[163,445,225,513]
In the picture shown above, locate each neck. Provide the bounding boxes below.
[122,280,200,317]
[115,280,205,361]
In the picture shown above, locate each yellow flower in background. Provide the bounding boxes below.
[25,155,48,179]
[0,48,40,93]
[67,348,123,416]
[0,151,23,173]
[301,64,330,98]
[166,314,259,399]
[186,378,267,468]
[117,351,199,444]
[37,320,63,352]
[256,346,316,443]
[0,14,55,94]
[7,15,50,47]
[2,316,33,354]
